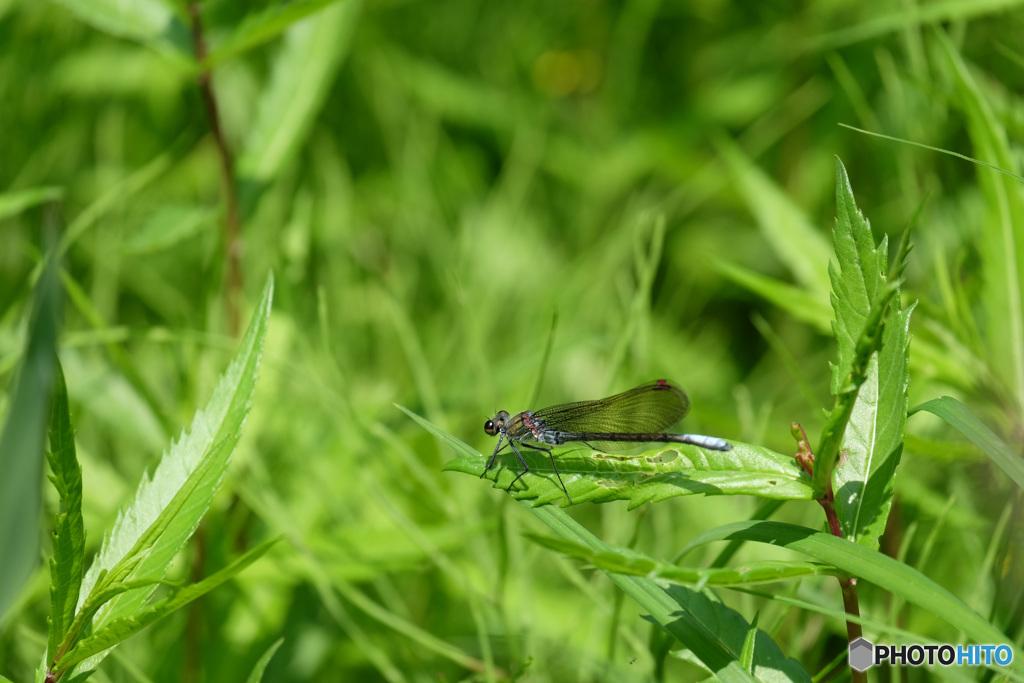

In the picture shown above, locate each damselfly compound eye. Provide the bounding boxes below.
[484,419,497,435]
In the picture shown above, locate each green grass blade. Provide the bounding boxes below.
[0,187,63,222]
[713,259,832,334]
[201,0,348,71]
[685,520,1022,670]
[716,135,832,295]
[0,258,59,622]
[246,638,285,683]
[70,274,273,673]
[120,205,217,255]
[838,124,1024,185]
[912,396,1024,491]
[48,0,191,58]
[808,0,1024,51]
[54,142,180,264]
[236,0,360,191]
[531,507,805,682]
[526,534,844,586]
[45,361,86,663]
[395,404,479,460]
[936,29,1024,413]
[740,613,758,674]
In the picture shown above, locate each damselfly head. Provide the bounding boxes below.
[484,410,511,436]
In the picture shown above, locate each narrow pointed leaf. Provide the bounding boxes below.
[46,361,86,663]
[246,638,285,683]
[57,537,278,673]
[525,534,844,586]
[716,136,833,295]
[713,259,832,334]
[0,258,59,621]
[202,0,348,70]
[70,274,273,674]
[48,0,191,57]
[937,31,1024,412]
[912,396,1024,491]
[237,0,361,188]
[0,187,63,222]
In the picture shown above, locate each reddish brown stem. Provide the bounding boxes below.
[791,422,864,680]
[184,7,238,681]
[841,576,866,683]
[189,2,242,336]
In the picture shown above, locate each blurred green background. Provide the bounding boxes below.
[2,0,1024,680]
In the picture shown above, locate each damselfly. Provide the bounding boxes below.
[483,379,732,503]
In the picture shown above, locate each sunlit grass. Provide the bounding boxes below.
[1,1,1023,681]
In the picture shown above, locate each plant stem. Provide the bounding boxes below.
[792,422,864,681]
[189,2,242,337]
[185,7,238,680]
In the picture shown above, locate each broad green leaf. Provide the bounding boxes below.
[827,158,887,398]
[69,274,273,675]
[832,300,913,549]
[826,159,914,549]
[0,258,59,622]
[46,362,86,664]
[236,0,361,188]
[814,159,911,553]
[656,584,810,682]
[412,406,810,508]
[526,534,844,586]
[201,0,348,71]
[0,187,63,222]
[246,638,285,683]
[937,31,1024,413]
[815,299,893,497]
[444,443,811,509]
[48,0,191,58]
[685,520,1022,672]
[912,396,1024,491]
[56,537,278,673]
[715,135,833,295]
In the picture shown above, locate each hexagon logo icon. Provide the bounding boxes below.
[849,637,874,671]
